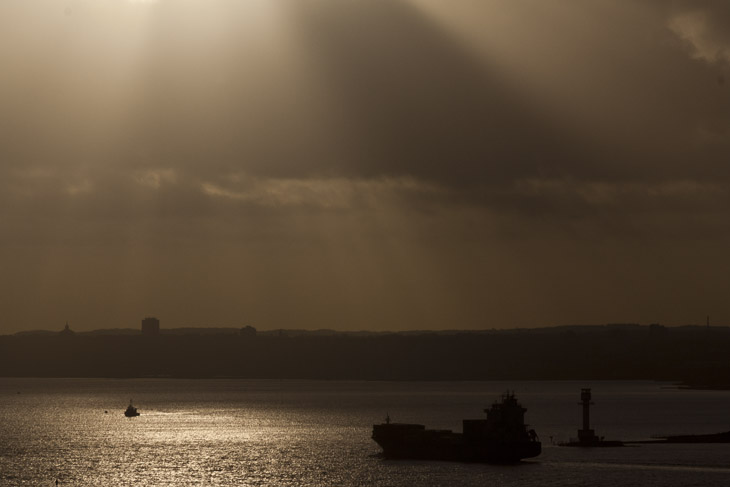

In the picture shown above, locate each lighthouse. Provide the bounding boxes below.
[560,388,624,447]
[577,388,598,444]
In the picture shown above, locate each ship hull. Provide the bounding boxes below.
[372,424,541,463]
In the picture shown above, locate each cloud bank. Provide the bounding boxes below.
[1,0,729,331]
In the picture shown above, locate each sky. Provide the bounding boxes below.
[1,0,729,333]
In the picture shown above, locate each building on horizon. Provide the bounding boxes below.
[240,325,257,337]
[59,321,75,336]
[141,317,160,336]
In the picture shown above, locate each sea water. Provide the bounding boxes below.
[1,379,729,486]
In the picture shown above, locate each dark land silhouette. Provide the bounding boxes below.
[2,324,730,388]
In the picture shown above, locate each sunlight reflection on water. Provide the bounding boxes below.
[1,379,730,486]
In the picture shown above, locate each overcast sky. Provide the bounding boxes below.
[1,0,729,333]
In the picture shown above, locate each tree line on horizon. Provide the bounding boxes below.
[1,324,729,388]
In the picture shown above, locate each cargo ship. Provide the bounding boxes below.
[371,392,541,463]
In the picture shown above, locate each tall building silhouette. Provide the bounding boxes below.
[141,317,160,336]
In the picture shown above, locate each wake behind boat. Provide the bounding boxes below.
[124,400,140,417]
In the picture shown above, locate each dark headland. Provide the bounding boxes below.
[2,323,730,387]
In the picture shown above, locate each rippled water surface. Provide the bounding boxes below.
[2,379,730,486]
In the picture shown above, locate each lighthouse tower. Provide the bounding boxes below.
[577,388,599,444]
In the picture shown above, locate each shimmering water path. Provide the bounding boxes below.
[1,379,729,486]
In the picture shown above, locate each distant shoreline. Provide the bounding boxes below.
[676,382,730,391]
[7,323,730,338]
[3,325,729,384]
[5,375,729,391]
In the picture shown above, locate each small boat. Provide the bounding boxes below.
[124,400,140,417]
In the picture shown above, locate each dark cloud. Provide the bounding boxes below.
[668,0,730,64]
[2,0,730,331]
[2,1,728,189]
